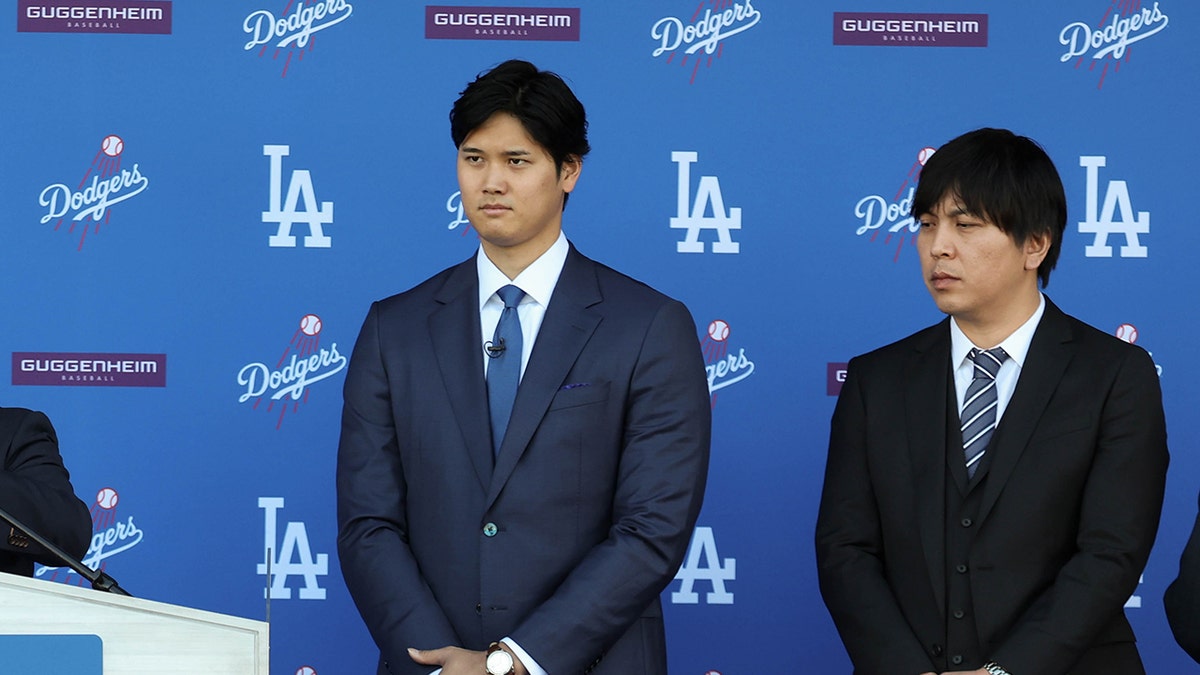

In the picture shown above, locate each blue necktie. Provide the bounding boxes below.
[961,347,1008,478]
[487,285,525,457]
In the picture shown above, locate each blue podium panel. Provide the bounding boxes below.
[0,635,102,675]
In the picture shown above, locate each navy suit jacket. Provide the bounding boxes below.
[815,299,1168,675]
[0,407,92,576]
[337,245,711,675]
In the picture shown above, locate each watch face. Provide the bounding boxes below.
[486,649,513,674]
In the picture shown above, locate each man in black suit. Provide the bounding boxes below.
[336,60,710,675]
[0,407,92,576]
[1165,495,1200,662]
[815,128,1168,675]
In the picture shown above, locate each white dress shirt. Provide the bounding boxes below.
[950,293,1046,425]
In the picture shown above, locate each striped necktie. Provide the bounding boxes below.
[961,347,1008,478]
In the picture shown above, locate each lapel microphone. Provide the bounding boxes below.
[485,338,507,358]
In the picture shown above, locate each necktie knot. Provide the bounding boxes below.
[497,284,525,310]
[969,347,1008,381]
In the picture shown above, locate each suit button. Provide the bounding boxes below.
[951,655,963,665]
[483,522,498,537]
[931,643,944,656]
[953,609,965,619]
[960,517,973,527]
[956,563,968,573]
[475,603,482,615]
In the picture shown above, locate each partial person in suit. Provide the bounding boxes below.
[1165,493,1200,663]
[815,128,1168,675]
[336,60,711,675]
[0,406,92,576]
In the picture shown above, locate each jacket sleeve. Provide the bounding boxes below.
[1165,492,1200,663]
[336,302,461,675]
[0,409,92,565]
[815,359,938,675]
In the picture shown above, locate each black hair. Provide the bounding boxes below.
[450,60,590,207]
[912,128,1066,287]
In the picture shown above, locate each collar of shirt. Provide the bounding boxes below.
[476,230,568,313]
[949,293,1046,419]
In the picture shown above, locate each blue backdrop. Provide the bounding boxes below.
[2,1,1197,672]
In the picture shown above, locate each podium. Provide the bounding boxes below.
[0,572,268,674]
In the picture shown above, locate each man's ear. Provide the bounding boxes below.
[1024,232,1050,271]
[560,155,582,193]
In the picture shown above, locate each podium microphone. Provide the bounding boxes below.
[0,504,131,597]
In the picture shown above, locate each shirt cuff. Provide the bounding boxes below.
[502,637,548,675]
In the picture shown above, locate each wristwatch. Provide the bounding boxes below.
[485,642,516,675]
[983,662,1012,675]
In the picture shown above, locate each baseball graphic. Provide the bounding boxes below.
[300,314,323,336]
[101,134,124,157]
[295,667,317,675]
[917,146,936,166]
[96,487,119,509]
[1115,323,1138,344]
[707,319,731,342]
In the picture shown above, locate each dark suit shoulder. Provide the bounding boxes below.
[370,256,474,314]
[848,319,948,371]
[1042,301,1158,370]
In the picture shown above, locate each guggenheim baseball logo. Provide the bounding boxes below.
[13,352,166,387]
[243,0,353,77]
[37,486,143,586]
[834,12,987,46]
[37,134,150,250]
[237,314,347,429]
[17,0,171,34]
[1060,2,1169,89]
[854,145,936,261]
[651,0,762,84]
[426,6,579,41]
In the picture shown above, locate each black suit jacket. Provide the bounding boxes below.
[0,407,92,576]
[815,299,1168,675]
[1164,493,1200,663]
[337,245,711,675]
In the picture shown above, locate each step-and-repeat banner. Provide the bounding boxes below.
[3,1,1197,672]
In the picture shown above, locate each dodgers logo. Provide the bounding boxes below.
[1079,156,1149,258]
[258,497,329,600]
[237,314,347,429]
[243,0,354,77]
[701,319,755,405]
[1059,2,1169,88]
[671,152,742,254]
[650,0,761,84]
[262,144,336,248]
[446,190,472,234]
[671,526,735,604]
[38,134,149,250]
[36,486,144,585]
[853,146,935,261]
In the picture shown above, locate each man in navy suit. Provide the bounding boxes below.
[336,60,710,675]
[0,407,92,576]
[815,128,1168,675]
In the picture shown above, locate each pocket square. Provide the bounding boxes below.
[560,382,591,390]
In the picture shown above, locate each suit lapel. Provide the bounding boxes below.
[976,299,1076,525]
[486,247,602,510]
[906,320,952,615]
[429,257,493,493]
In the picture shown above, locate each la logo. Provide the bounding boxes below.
[258,497,329,600]
[262,144,335,248]
[671,526,736,604]
[670,151,742,254]
[1078,156,1149,258]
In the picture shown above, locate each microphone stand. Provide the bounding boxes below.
[0,504,131,596]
